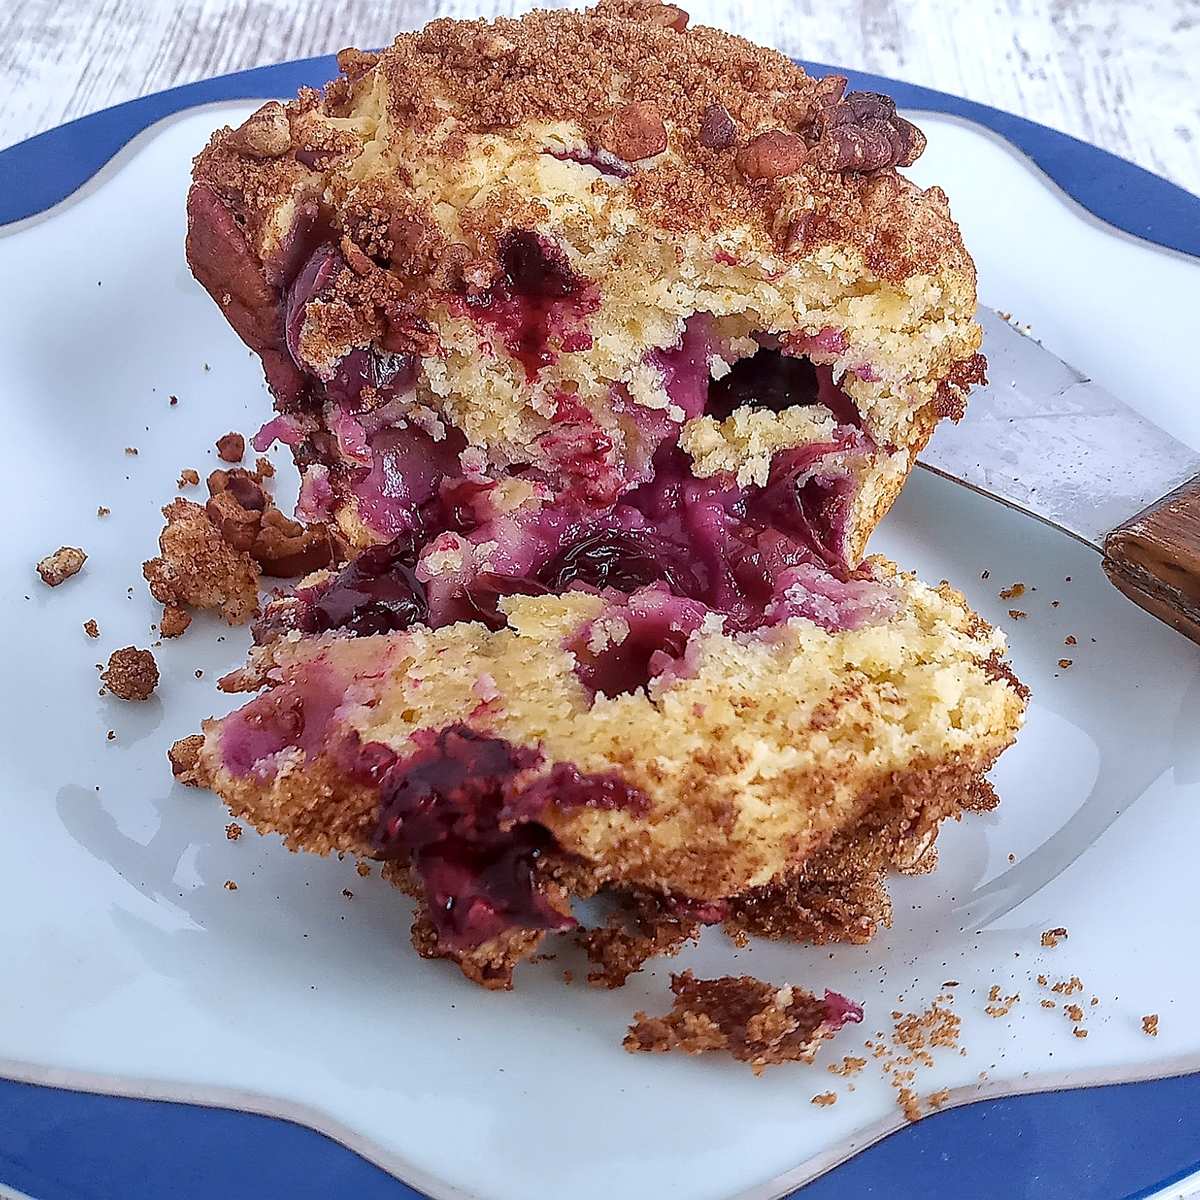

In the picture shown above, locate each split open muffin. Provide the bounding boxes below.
[179,0,1023,989]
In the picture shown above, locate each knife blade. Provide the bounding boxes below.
[918,307,1200,643]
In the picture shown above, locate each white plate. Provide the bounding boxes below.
[2,101,1199,1200]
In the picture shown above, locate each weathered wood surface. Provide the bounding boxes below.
[3,0,1198,195]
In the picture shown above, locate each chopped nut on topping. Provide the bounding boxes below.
[83,619,100,638]
[735,130,808,182]
[698,102,736,149]
[169,734,205,784]
[644,3,689,31]
[1142,1013,1159,1037]
[216,432,246,462]
[599,100,668,162]
[812,91,926,173]
[101,646,159,701]
[178,468,200,488]
[37,546,87,587]
[253,507,336,577]
[230,101,292,158]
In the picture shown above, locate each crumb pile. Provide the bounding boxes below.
[625,970,863,1074]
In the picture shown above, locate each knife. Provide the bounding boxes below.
[918,307,1200,644]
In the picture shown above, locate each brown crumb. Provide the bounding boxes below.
[1090,997,1100,1007]
[1058,659,1073,669]
[999,583,1025,600]
[342,888,354,899]
[160,605,192,638]
[1037,974,1048,986]
[225,822,242,841]
[144,499,260,625]
[1065,635,1077,645]
[168,734,205,784]
[1052,976,1084,996]
[986,993,1019,1019]
[1041,927,1068,948]
[106,730,116,741]
[624,971,860,1074]
[177,469,200,488]
[255,456,275,478]
[100,646,159,701]
[37,546,87,586]
[356,862,372,877]
[1041,999,1055,1009]
[811,1092,837,1107]
[1008,609,1027,620]
[83,619,100,639]
[896,1086,922,1122]
[1064,1004,1084,1022]
[927,1088,951,1110]
[97,506,110,517]
[828,1055,867,1077]
[223,880,238,891]
[987,985,1001,1003]
[1142,1014,1159,1037]
[1073,1027,1088,1039]
[125,447,139,456]
[216,432,246,462]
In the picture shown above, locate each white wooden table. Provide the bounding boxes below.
[2,0,1198,195]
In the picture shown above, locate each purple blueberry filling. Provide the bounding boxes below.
[566,587,709,698]
[299,535,428,636]
[223,709,650,952]
[459,230,600,380]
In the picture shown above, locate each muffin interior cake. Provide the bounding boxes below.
[177,0,1025,996]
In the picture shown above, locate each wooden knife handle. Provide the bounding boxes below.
[1102,474,1200,644]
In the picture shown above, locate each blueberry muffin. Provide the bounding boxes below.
[180,0,1022,990]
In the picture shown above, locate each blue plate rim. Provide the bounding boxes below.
[3,51,1200,1200]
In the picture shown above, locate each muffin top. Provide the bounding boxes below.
[193,0,972,307]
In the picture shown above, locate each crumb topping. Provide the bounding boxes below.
[625,970,860,1073]
[101,647,160,702]
[37,546,87,587]
[216,432,246,462]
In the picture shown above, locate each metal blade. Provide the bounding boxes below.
[917,307,1200,550]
